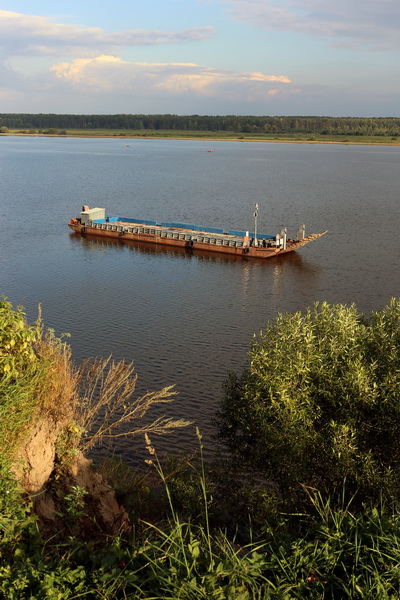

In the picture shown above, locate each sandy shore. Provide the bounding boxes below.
[3,132,399,147]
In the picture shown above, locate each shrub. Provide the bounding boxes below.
[0,299,70,466]
[217,300,400,510]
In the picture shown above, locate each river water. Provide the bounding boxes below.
[1,136,399,464]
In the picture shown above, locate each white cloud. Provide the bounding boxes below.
[49,55,291,100]
[0,9,293,112]
[0,10,214,57]
[221,0,400,50]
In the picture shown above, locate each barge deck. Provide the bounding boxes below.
[68,206,327,259]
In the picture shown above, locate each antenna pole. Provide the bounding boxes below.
[254,203,259,247]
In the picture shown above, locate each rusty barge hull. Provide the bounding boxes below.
[68,208,327,259]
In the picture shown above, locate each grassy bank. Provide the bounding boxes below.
[2,299,400,598]
[4,128,400,145]
[3,442,400,598]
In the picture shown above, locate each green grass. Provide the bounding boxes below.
[3,444,400,599]
[6,128,400,145]
[3,300,400,598]
[0,300,75,471]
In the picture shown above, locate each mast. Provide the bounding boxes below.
[253,203,259,246]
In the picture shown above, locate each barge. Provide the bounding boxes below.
[68,206,327,259]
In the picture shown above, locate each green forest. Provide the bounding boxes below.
[1,113,400,137]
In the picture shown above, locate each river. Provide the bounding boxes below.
[1,136,399,464]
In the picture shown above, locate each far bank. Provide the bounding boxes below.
[2,129,400,146]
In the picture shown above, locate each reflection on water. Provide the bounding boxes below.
[67,228,325,463]
[71,230,322,273]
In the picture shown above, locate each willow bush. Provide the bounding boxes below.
[217,299,400,509]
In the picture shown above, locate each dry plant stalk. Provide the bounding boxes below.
[75,356,191,452]
[34,332,78,421]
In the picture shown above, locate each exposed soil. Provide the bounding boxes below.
[13,416,129,536]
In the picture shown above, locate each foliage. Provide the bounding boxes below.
[0,300,81,486]
[0,298,40,381]
[1,113,400,138]
[0,299,75,470]
[96,453,165,531]
[163,453,280,543]
[217,299,400,509]
[4,295,400,596]
[0,298,190,475]
[4,436,400,598]
[0,473,37,548]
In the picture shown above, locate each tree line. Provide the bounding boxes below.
[1,113,400,136]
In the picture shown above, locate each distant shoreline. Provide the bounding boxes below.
[2,132,400,147]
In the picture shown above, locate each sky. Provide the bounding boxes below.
[0,0,399,117]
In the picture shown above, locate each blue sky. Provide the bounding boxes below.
[0,0,399,117]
